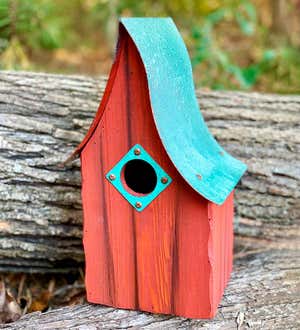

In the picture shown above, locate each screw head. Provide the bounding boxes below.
[134,148,141,156]
[161,177,168,184]
[109,174,116,181]
[135,201,142,208]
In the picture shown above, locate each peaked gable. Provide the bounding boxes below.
[74,17,247,205]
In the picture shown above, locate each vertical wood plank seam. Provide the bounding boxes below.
[125,35,139,309]
[99,137,116,305]
[207,202,214,315]
[170,187,180,314]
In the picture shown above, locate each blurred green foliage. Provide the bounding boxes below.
[0,0,299,93]
[190,1,273,89]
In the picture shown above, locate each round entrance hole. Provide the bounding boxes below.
[123,159,157,195]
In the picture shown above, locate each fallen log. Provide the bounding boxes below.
[0,71,299,272]
[2,248,300,329]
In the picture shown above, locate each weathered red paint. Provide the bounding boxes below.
[79,27,234,318]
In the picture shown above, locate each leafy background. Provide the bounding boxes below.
[0,0,299,92]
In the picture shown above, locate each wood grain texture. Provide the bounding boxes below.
[0,71,299,272]
[208,192,234,313]
[2,248,299,329]
[81,30,233,318]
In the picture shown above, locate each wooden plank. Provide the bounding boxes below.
[81,33,137,308]
[208,192,234,312]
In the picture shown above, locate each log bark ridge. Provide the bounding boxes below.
[0,71,299,272]
[2,248,299,329]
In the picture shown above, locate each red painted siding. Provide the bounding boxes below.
[208,192,234,315]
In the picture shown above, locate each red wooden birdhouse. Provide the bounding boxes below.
[72,18,246,319]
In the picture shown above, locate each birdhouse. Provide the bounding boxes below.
[72,18,247,319]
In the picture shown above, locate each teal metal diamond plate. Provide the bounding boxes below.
[106,144,172,212]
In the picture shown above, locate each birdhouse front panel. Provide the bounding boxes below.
[75,18,246,319]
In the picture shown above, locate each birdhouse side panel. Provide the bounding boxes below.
[208,191,234,313]
[81,29,213,318]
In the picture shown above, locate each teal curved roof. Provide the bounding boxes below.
[120,17,247,205]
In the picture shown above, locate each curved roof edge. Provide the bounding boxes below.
[68,28,125,164]
[71,17,247,205]
[120,17,247,205]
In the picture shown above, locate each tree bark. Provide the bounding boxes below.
[2,248,299,329]
[0,71,299,272]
